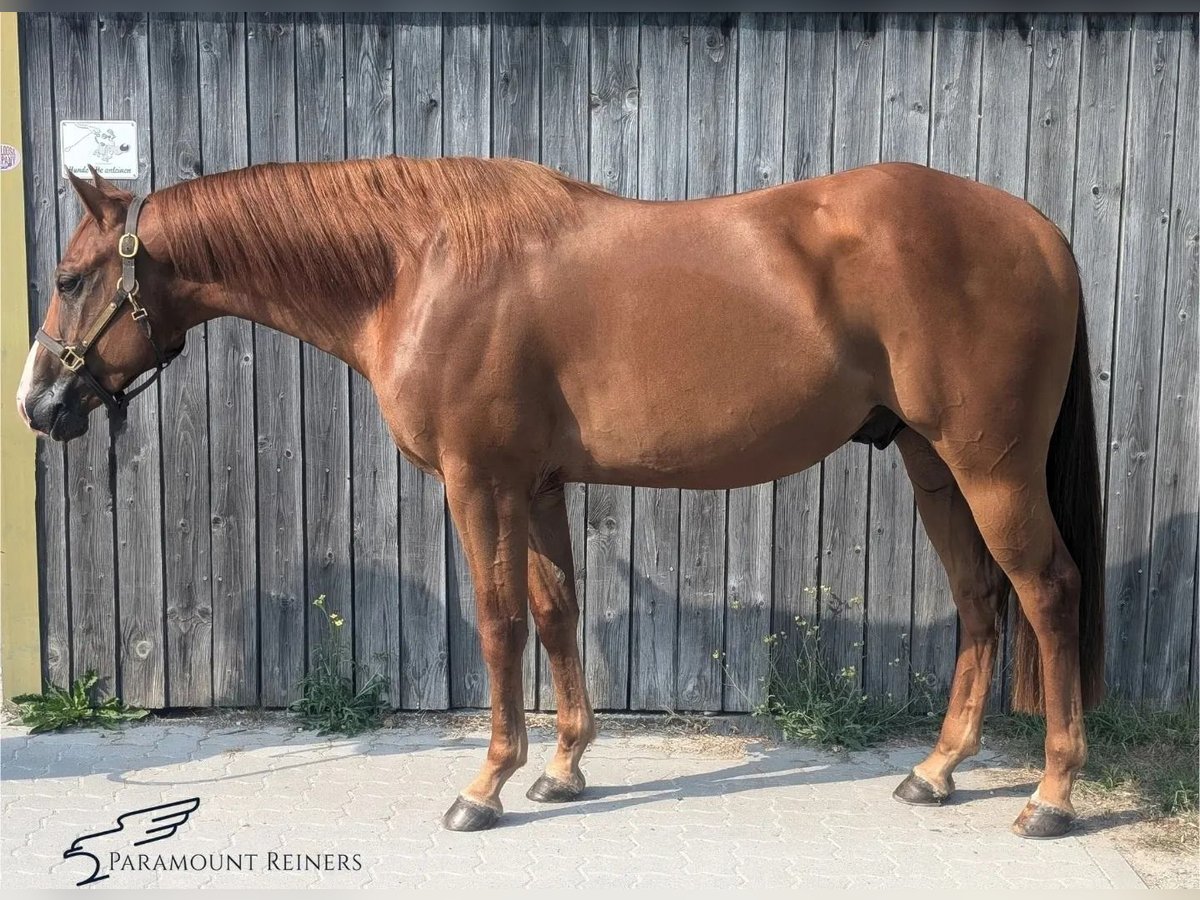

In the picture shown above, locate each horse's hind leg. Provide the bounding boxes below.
[891,429,1008,806]
[525,482,595,802]
[945,464,1088,838]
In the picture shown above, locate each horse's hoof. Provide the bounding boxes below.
[526,773,585,803]
[1012,800,1075,839]
[442,796,500,832]
[892,770,952,806]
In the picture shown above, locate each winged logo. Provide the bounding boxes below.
[62,797,200,886]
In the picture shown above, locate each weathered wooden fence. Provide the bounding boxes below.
[19,12,1199,712]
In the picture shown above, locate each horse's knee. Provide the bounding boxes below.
[479,612,529,660]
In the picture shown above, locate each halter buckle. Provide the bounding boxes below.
[60,346,86,373]
[118,233,139,259]
[131,303,149,321]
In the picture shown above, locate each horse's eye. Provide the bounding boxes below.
[56,273,82,296]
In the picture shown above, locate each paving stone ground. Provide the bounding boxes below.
[0,716,1146,890]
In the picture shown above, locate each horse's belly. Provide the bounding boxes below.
[557,359,871,490]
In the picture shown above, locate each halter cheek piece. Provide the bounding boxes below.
[35,194,177,415]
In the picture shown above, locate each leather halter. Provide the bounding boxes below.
[35,195,176,415]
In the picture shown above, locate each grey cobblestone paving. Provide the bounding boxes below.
[0,720,1144,889]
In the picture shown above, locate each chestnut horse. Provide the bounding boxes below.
[18,158,1104,838]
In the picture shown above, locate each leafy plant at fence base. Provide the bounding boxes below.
[13,671,149,734]
[746,615,941,752]
[289,595,389,736]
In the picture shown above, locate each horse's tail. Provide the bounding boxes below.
[1010,263,1106,715]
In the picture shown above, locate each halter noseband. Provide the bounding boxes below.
[35,194,176,415]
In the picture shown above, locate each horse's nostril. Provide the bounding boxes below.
[23,390,62,437]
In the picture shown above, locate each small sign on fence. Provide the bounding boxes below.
[0,143,19,172]
[59,119,138,180]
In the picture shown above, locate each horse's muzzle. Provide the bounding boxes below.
[23,381,90,442]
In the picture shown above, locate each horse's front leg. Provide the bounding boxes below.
[441,470,531,832]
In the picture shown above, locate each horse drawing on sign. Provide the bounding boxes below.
[18,157,1104,838]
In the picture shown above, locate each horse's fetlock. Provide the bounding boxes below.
[1045,735,1086,773]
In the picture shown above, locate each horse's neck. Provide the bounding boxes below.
[187,279,374,375]
[148,206,384,375]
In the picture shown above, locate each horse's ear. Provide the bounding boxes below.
[66,168,124,225]
[87,164,132,202]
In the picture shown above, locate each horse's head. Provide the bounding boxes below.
[18,168,186,441]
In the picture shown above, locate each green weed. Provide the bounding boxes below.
[13,671,148,733]
[289,595,388,736]
[748,614,941,751]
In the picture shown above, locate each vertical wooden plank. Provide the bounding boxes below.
[724,12,784,712]
[101,11,164,709]
[394,16,448,709]
[1145,16,1196,707]
[911,13,982,696]
[346,13,402,705]
[1105,15,1182,701]
[1026,15,1082,232]
[493,12,542,708]
[879,14,933,165]
[493,13,540,167]
[199,13,257,706]
[824,13,882,688]
[774,13,835,669]
[538,12,589,711]
[51,14,118,698]
[867,13,932,702]
[20,14,71,690]
[443,12,491,707]
[1074,16,1133,494]
[151,13,212,707]
[1071,16,1132,705]
[295,13,352,679]
[928,15,984,182]
[979,15,1033,199]
[246,12,305,706]
[585,12,637,710]
[96,13,161,707]
[678,12,736,711]
[978,14,1033,711]
[630,12,687,711]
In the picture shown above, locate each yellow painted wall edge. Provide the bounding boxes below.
[1,11,42,699]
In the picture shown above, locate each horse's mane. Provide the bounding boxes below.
[154,156,604,302]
